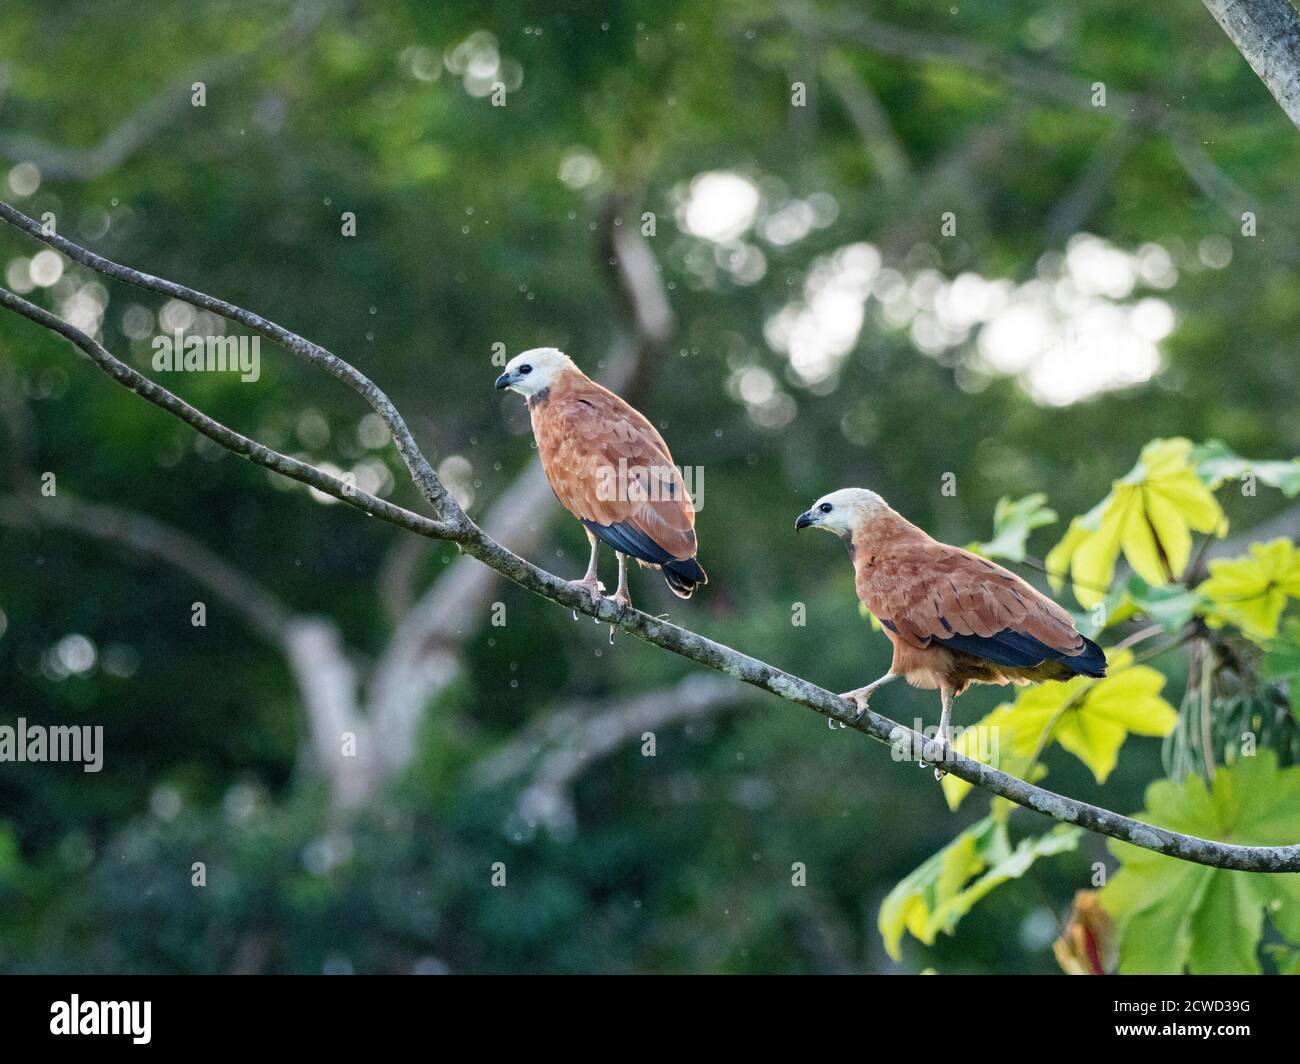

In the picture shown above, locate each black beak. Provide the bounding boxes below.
[795,511,816,531]
[494,372,512,390]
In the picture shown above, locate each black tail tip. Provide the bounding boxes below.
[662,557,707,599]
[1070,635,1108,678]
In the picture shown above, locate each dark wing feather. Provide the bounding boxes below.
[860,535,1103,674]
[934,628,1107,676]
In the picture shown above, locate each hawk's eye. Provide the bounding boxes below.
[818,502,833,514]
[519,364,533,375]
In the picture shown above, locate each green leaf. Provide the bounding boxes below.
[1124,574,1204,634]
[878,815,1081,960]
[1101,751,1300,974]
[858,599,883,631]
[1265,944,1300,975]
[1261,619,1300,719]
[1047,438,1225,608]
[1197,538,1300,641]
[941,653,1177,808]
[1072,578,1141,638]
[1192,440,1300,497]
[970,493,1057,563]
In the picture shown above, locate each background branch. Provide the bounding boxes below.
[0,490,378,806]
[0,201,459,523]
[0,491,293,642]
[472,673,746,835]
[0,1,328,178]
[3,201,1299,873]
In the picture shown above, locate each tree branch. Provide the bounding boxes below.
[822,51,912,186]
[1044,123,1143,249]
[1202,0,1300,129]
[765,10,1300,248]
[0,285,455,542]
[0,491,293,642]
[366,195,673,773]
[0,1,329,179]
[472,674,746,834]
[0,201,459,524]
[0,490,379,807]
[3,202,1298,873]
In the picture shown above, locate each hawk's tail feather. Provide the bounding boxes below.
[1067,634,1108,677]
[662,556,707,599]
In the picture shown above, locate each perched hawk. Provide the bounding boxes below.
[495,348,706,617]
[796,488,1105,778]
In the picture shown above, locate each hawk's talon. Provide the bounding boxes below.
[608,590,632,644]
[929,730,952,781]
[833,690,870,730]
[567,575,605,620]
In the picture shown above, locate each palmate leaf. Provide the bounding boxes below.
[1192,440,1300,498]
[969,493,1058,563]
[1197,538,1300,642]
[1123,574,1205,634]
[878,814,1081,961]
[1075,574,1203,639]
[1045,438,1225,609]
[1100,751,1300,974]
[940,652,1177,809]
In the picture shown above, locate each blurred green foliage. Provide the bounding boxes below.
[1,0,1299,973]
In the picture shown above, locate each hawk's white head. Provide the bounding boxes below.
[494,347,577,397]
[795,488,889,535]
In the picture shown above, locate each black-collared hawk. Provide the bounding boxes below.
[795,488,1105,778]
[495,348,706,617]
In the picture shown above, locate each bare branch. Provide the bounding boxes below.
[0,359,35,486]
[1164,122,1259,223]
[492,675,742,835]
[282,617,373,810]
[0,491,292,643]
[822,52,911,185]
[1202,0,1300,129]
[367,197,674,772]
[0,284,456,542]
[367,463,553,772]
[376,532,431,627]
[779,11,1144,116]
[0,202,460,523]
[4,203,1299,873]
[0,1,328,179]
[1044,123,1143,248]
[473,673,745,835]
[0,487,376,808]
[768,10,1300,248]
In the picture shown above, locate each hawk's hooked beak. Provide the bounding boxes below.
[795,510,817,531]
[494,371,514,391]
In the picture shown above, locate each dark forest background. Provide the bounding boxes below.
[1,0,1297,973]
